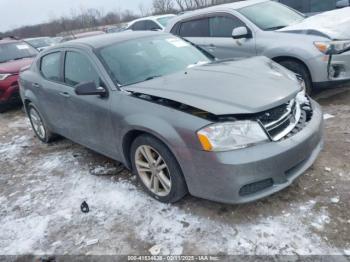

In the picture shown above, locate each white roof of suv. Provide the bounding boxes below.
[128,14,176,30]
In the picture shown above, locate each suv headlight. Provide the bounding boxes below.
[314,40,350,55]
[197,121,269,152]
[0,74,11,81]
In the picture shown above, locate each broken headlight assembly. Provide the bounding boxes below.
[197,121,269,152]
[314,40,350,55]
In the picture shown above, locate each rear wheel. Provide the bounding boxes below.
[130,134,188,203]
[278,60,312,94]
[27,103,55,143]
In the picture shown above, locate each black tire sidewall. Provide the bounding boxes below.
[130,134,188,203]
[27,103,51,143]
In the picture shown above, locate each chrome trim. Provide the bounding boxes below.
[265,99,295,130]
[270,100,302,141]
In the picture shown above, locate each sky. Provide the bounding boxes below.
[0,0,153,32]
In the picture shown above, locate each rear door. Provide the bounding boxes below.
[177,17,211,50]
[37,51,72,136]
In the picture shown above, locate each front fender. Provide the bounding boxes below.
[120,113,190,162]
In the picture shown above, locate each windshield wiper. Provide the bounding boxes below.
[187,61,209,68]
[144,75,162,81]
[265,26,286,31]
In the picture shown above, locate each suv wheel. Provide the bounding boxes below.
[130,134,188,203]
[27,103,54,143]
[279,60,312,94]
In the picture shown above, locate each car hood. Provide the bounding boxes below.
[124,56,301,115]
[279,7,350,40]
[0,58,34,74]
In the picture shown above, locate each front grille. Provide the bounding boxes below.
[255,95,312,141]
[239,178,274,196]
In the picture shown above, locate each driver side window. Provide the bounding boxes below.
[64,51,100,86]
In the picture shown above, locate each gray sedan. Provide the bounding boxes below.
[19,32,323,204]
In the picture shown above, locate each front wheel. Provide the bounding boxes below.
[278,60,313,94]
[130,135,188,203]
[27,103,55,143]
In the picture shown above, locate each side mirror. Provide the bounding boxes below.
[75,81,107,97]
[232,26,251,39]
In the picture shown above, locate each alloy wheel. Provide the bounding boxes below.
[135,145,172,197]
[29,108,46,140]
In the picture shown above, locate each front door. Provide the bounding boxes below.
[204,15,257,59]
[61,50,116,157]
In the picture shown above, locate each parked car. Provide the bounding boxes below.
[127,14,176,31]
[104,24,128,34]
[166,0,350,93]
[0,37,37,112]
[60,31,106,42]
[52,37,64,44]
[20,32,323,204]
[24,37,56,52]
[275,0,349,15]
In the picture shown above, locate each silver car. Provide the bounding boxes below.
[19,32,323,204]
[166,0,350,93]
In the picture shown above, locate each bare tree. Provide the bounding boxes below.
[152,0,175,14]
[0,0,243,38]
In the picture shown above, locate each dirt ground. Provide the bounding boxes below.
[0,87,349,258]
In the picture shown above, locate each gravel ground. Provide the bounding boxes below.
[0,87,349,257]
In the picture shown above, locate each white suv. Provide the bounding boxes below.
[127,14,176,31]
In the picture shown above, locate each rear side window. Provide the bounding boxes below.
[179,18,209,37]
[209,16,244,37]
[146,20,161,30]
[132,21,147,31]
[64,51,100,86]
[41,52,61,82]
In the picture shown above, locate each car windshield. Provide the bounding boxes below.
[156,16,175,27]
[0,42,37,63]
[26,38,54,48]
[239,1,305,31]
[98,35,212,86]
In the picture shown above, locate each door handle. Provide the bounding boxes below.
[32,83,41,88]
[59,92,70,98]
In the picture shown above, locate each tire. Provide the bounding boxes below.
[130,134,188,203]
[27,103,55,143]
[278,60,313,94]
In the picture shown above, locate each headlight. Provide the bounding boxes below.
[0,73,11,81]
[197,121,269,152]
[314,40,350,55]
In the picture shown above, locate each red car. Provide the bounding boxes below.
[0,37,37,112]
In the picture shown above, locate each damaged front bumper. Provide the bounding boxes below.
[181,99,323,204]
[309,50,350,88]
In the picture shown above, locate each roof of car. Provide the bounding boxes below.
[25,37,50,41]
[0,38,21,44]
[60,31,166,49]
[131,14,176,23]
[165,0,268,30]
